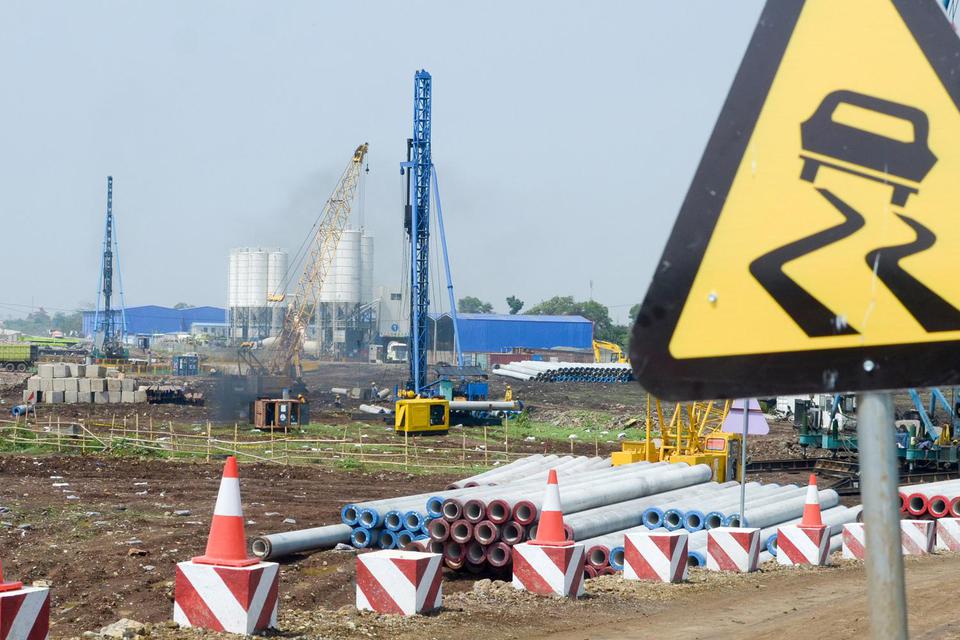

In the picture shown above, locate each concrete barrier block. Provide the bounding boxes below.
[78,378,91,393]
[26,376,41,391]
[513,542,585,598]
[121,379,135,392]
[706,527,761,573]
[106,368,121,379]
[52,379,66,392]
[174,560,279,634]
[89,379,106,392]
[902,520,935,555]
[0,585,50,639]
[134,390,148,403]
[38,364,55,378]
[64,391,78,404]
[842,523,866,559]
[121,391,135,403]
[85,365,105,378]
[44,391,65,404]
[107,379,122,392]
[937,518,960,551]
[77,392,94,404]
[108,391,122,403]
[67,363,82,377]
[23,390,39,403]
[776,524,830,566]
[62,378,78,393]
[93,392,109,404]
[357,550,443,615]
[52,364,68,378]
[39,379,53,393]
[623,530,688,583]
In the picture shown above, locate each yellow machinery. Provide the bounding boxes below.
[612,395,741,481]
[593,339,627,363]
[395,393,449,435]
[266,143,369,377]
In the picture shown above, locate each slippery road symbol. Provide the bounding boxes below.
[749,90,960,337]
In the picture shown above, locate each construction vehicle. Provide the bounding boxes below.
[92,177,128,360]
[0,344,37,372]
[593,339,627,363]
[612,395,741,481]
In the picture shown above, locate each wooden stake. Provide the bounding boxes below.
[484,426,488,465]
[206,421,212,462]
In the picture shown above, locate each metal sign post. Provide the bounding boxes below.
[739,399,749,520]
[856,392,907,640]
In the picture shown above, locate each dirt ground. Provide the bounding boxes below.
[6,453,958,640]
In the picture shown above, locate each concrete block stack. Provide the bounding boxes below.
[23,363,146,405]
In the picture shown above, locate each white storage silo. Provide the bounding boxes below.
[267,250,288,306]
[235,249,251,308]
[228,249,239,308]
[360,234,374,304]
[248,250,269,307]
[320,231,361,304]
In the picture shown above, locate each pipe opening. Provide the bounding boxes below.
[444,541,464,561]
[908,495,927,515]
[929,496,949,516]
[466,542,486,564]
[487,501,509,524]
[428,540,445,554]
[725,514,742,527]
[378,531,398,550]
[513,502,536,525]
[442,500,462,521]
[664,510,682,530]
[251,539,268,558]
[475,522,498,544]
[397,531,415,547]
[588,547,609,567]
[464,501,485,523]
[643,509,663,529]
[341,505,359,526]
[358,508,379,529]
[451,521,473,543]
[426,497,445,518]
[610,548,625,569]
[684,512,703,531]
[486,545,509,567]
[502,522,525,545]
[384,512,403,531]
[704,512,724,529]
[428,519,450,541]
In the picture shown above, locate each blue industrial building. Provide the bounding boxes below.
[426,313,593,354]
[82,306,227,338]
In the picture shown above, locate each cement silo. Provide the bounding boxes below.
[360,234,374,305]
[267,250,288,335]
[228,247,287,341]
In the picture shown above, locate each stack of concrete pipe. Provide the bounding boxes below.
[419,461,716,572]
[899,479,960,518]
[491,361,634,384]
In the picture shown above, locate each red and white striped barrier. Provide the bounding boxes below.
[356,550,443,616]
[512,542,585,598]
[174,560,279,634]
[936,517,960,551]
[842,523,866,559]
[901,520,935,555]
[623,530,688,583]
[706,527,760,573]
[776,524,830,566]
[0,586,49,640]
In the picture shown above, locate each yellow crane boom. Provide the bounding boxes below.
[267,143,369,376]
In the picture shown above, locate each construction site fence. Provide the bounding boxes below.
[0,417,544,473]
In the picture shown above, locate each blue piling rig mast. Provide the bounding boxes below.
[93,176,127,359]
[405,70,432,393]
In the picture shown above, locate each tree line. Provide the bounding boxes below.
[457,295,643,347]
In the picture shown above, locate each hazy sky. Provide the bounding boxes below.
[0,0,764,324]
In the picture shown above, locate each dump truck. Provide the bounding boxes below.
[0,344,37,371]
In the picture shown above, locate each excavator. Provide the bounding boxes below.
[612,395,741,481]
[593,339,627,363]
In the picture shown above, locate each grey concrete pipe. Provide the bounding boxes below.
[251,523,353,559]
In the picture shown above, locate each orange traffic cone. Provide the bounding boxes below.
[0,559,23,592]
[530,469,572,547]
[801,473,823,527]
[193,456,258,567]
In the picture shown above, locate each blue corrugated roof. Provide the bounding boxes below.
[82,306,227,337]
[430,313,593,352]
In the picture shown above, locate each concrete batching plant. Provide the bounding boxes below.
[228,248,288,340]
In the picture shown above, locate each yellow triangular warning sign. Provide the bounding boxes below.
[631,0,960,400]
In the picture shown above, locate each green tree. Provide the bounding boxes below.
[628,303,643,323]
[51,310,83,335]
[173,302,194,309]
[527,296,630,346]
[458,296,493,314]
[2,308,52,335]
[506,296,524,315]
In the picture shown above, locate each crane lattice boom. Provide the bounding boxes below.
[267,143,369,376]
